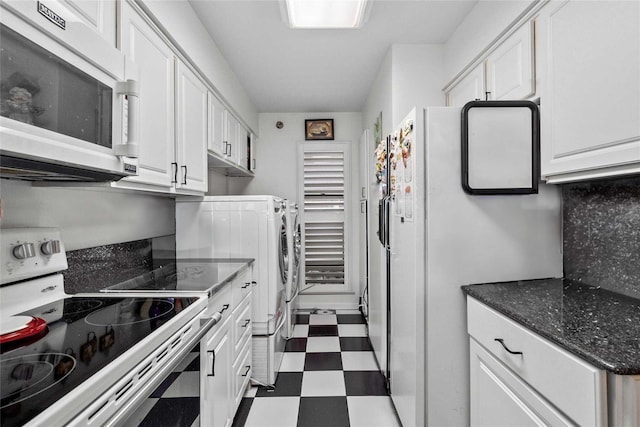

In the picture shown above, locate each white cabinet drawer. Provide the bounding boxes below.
[470,338,574,426]
[233,294,252,354]
[232,269,253,307]
[232,339,252,410]
[206,286,231,320]
[467,297,607,426]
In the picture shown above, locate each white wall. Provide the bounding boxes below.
[207,170,229,196]
[391,44,446,122]
[0,180,175,250]
[363,49,393,140]
[443,0,536,84]
[138,0,258,132]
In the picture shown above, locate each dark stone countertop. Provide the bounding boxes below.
[462,278,640,375]
[101,258,255,298]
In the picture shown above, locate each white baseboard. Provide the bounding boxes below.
[297,293,360,310]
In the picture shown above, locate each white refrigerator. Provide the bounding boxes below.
[374,107,563,426]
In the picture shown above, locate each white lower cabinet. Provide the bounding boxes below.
[201,267,253,426]
[470,339,573,426]
[201,315,233,427]
[467,297,607,427]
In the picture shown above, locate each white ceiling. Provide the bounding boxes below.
[189,0,477,113]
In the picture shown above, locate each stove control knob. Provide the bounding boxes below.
[12,242,36,260]
[41,240,61,256]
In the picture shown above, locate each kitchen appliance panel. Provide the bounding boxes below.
[0,1,139,181]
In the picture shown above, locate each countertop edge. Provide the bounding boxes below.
[462,286,640,376]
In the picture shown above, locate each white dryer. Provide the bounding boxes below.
[175,195,288,385]
[284,201,302,338]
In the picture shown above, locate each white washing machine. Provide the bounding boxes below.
[284,201,302,338]
[175,195,288,385]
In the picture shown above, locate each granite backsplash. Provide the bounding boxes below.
[63,235,175,294]
[563,176,640,299]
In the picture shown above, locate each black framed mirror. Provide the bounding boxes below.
[461,100,540,195]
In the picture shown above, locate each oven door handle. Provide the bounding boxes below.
[105,312,220,427]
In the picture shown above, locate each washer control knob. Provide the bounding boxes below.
[12,243,36,260]
[41,240,61,256]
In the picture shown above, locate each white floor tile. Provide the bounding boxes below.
[160,371,199,398]
[337,324,368,337]
[301,371,346,397]
[122,398,158,426]
[306,336,341,353]
[309,314,337,325]
[341,351,379,371]
[292,324,309,337]
[173,352,198,372]
[347,396,401,427]
[245,385,258,397]
[244,397,300,427]
[279,352,306,372]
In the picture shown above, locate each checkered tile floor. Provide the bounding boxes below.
[232,310,401,427]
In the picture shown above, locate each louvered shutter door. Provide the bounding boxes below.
[303,149,346,287]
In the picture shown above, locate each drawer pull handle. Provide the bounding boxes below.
[220,304,230,314]
[242,319,251,328]
[241,365,251,377]
[208,350,216,376]
[241,283,251,289]
[494,338,523,355]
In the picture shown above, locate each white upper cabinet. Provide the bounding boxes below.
[538,0,640,183]
[119,1,175,189]
[208,92,226,157]
[63,0,116,45]
[175,60,208,193]
[446,64,485,106]
[235,124,249,170]
[485,21,535,101]
[446,20,536,106]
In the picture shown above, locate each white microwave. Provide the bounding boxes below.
[0,1,139,182]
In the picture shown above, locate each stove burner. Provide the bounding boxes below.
[84,299,175,327]
[63,299,104,316]
[1,352,76,409]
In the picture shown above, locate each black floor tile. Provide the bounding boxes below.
[308,324,339,337]
[304,352,343,371]
[295,314,310,324]
[337,314,365,324]
[256,372,303,397]
[184,355,200,371]
[339,337,373,351]
[150,372,180,398]
[285,337,307,352]
[297,397,350,427]
[344,371,388,396]
[231,397,254,427]
[139,397,199,427]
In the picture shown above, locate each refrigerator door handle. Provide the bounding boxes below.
[378,199,385,245]
[384,196,391,251]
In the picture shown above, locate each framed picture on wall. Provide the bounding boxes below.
[305,119,334,140]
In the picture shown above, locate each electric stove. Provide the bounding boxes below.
[0,228,212,426]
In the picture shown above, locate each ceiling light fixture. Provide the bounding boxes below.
[282,0,370,29]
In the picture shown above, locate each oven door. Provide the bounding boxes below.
[0,1,139,181]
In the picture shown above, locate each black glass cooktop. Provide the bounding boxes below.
[0,295,198,427]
